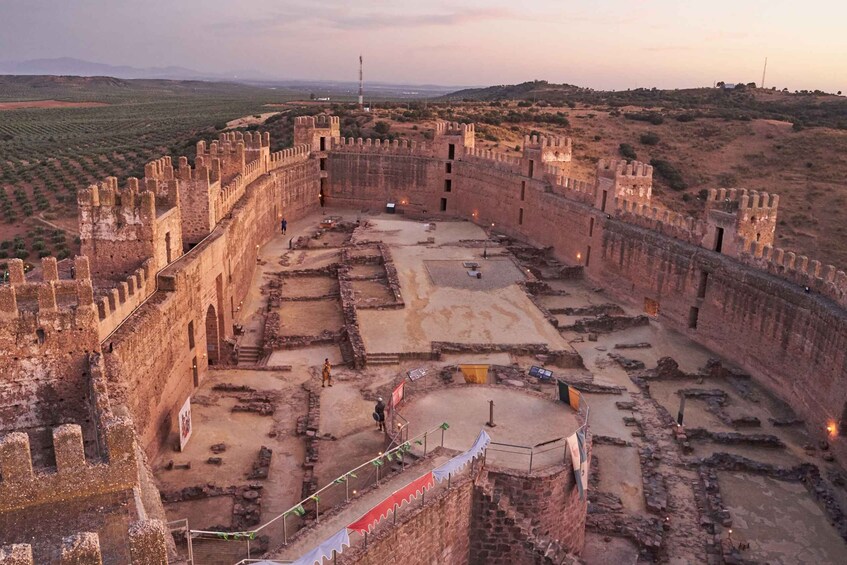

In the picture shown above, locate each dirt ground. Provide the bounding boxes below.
[720,473,847,564]
[356,219,570,354]
[274,300,343,336]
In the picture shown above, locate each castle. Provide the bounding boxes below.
[1,115,846,563]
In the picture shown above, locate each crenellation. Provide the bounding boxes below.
[0,433,34,482]
[60,532,102,565]
[0,544,33,565]
[53,424,86,473]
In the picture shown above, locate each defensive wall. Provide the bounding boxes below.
[319,119,847,465]
[3,116,847,562]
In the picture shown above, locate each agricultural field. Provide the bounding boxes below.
[0,76,310,271]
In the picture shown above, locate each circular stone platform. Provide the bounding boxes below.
[399,386,580,471]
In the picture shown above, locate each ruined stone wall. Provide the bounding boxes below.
[594,219,847,458]
[339,476,474,565]
[325,144,443,213]
[104,158,320,457]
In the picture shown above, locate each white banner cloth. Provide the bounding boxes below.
[290,527,351,565]
[433,429,491,482]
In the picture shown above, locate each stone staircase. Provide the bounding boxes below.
[366,352,401,366]
[475,473,583,565]
[237,345,262,365]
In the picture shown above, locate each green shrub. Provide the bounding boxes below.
[649,158,687,190]
[619,143,637,160]
[640,132,660,145]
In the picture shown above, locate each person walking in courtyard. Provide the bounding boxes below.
[374,397,386,432]
[281,217,288,234]
[321,358,332,387]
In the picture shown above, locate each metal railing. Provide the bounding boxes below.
[484,388,590,473]
[188,422,450,554]
[486,436,568,473]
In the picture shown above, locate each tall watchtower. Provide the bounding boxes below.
[704,188,779,257]
[522,134,572,180]
[294,115,341,153]
[594,159,653,213]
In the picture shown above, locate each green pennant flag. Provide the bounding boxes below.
[440,422,450,430]
[349,472,358,479]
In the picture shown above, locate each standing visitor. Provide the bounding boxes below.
[322,358,332,387]
[281,218,288,234]
[374,397,386,432]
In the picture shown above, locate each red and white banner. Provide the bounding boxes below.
[347,471,434,534]
[392,381,405,409]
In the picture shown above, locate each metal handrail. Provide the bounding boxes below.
[484,386,591,473]
[189,422,449,543]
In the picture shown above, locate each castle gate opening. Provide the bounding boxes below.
[205,304,219,365]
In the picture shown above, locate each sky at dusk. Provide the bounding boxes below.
[1,0,844,92]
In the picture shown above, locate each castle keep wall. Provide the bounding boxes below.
[103,158,319,456]
[325,139,443,213]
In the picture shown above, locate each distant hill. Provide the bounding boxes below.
[0,57,265,82]
[0,74,299,103]
[444,80,847,129]
[443,80,589,101]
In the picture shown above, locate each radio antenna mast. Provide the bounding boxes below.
[358,55,364,109]
[761,57,768,89]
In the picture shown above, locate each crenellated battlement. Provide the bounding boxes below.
[545,167,595,204]
[435,121,475,136]
[595,159,653,208]
[269,143,312,170]
[462,146,522,172]
[705,187,779,215]
[0,350,137,513]
[740,242,847,308]
[0,257,95,320]
[331,136,433,156]
[94,258,154,340]
[614,197,706,245]
[0,519,169,565]
[704,187,779,252]
[597,159,653,179]
[294,115,341,152]
[294,115,340,129]
[523,134,571,150]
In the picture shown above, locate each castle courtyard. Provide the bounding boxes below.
[150,212,847,564]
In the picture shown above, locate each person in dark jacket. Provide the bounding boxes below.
[374,397,386,432]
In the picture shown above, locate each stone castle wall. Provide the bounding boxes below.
[104,157,319,456]
[339,476,475,565]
